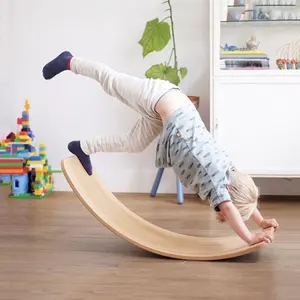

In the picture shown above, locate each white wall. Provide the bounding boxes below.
[0,0,14,136]
[1,0,299,195]
[1,0,209,193]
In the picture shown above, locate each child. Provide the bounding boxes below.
[43,51,278,246]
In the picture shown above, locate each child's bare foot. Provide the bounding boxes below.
[68,141,92,175]
[43,51,73,80]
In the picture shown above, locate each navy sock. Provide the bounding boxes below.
[68,141,93,176]
[43,51,73,80]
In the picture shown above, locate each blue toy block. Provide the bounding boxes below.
[150,168,184,204]
[29,155,42,161]
[17,151,31,158]
[11,173,29,195]
[0,174,11,184]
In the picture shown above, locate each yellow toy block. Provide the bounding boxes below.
[27,160,43,165]
[24,99,30,112]
[20,137,29,142]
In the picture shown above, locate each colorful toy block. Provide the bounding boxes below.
[0,99,54,199]
[0,174,11,185]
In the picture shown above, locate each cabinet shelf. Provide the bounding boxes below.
[221,19,300,23]
[216,69,300,77]
[228,4,296,7]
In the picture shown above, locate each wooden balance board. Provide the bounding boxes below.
[61,156,274,261]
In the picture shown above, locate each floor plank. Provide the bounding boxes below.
[0,185,299,300]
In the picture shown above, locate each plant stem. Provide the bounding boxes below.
[167,48,174,67]
[167,0,178,69]
[161,16,170,22]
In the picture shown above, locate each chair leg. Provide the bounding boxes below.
[151,168,184,204]
[176,176,184,204]
[150,168,164,197]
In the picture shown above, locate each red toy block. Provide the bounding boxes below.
[0,159,23,163]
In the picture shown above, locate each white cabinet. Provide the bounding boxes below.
[212,77,300,176]
[209,0,300,177]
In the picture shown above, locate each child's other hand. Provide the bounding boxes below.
[249,228,275,245]
[216,212,226,223]
[260,218,279,231]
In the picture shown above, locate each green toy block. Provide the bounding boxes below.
[33,183,43,189]
[0,162,24,167]
[1,153,19,158]
[51,169,62,173]
[8,187,53,199]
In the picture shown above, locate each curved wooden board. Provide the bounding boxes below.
[61,156,273,261]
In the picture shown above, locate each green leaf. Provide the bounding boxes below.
[165,67,180,85]
[179,67,188,79]
[145,63,166,80]
[138,18,171,57]
[145,64,180,86]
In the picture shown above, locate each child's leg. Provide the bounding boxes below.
[42,51,178,117]
[67,116,162,175]
[42,51,176,175]
[79,116,162,154]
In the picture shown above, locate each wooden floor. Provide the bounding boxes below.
[1,185,300,300]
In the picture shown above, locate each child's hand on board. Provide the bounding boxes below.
[260,218,279,231]
[249,227,275,245]
[216,212,226,223]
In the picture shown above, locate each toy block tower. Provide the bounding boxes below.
[16,99,34,144]
[0,99,55,198]
[25,143,53,197]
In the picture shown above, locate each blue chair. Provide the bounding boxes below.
[150,168,184,204]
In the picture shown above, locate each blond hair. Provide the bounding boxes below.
[228,169,259,221]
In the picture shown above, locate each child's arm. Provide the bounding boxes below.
[251,208,264,225]
[218,202,275,245]
[218,201,252,244]
[251,208,279,231]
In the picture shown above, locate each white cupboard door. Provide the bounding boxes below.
[213,80,300,177]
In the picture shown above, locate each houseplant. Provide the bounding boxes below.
[138,0,199,108]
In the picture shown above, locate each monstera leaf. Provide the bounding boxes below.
[139,18,171,57]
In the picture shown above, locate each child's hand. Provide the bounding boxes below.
[260,218,279,231]
[249,227,275,245]
[216,212,226,223]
